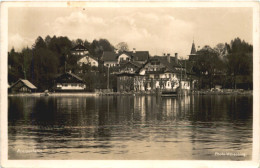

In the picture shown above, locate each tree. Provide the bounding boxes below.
[116,42,129,52]
[225,38,253,89]
[33,36,47,49]
[214,43,228,61]
[31,48,59,90]
[44,35,52,48]
[76,38,84,45]
[8,48,24,84]
[98,39,114,52]
[193,45,223,89]
[20,47,33,80]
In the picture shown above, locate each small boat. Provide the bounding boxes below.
[40,90,49,96]
[161,91,177,97]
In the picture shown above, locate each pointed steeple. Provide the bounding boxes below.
[190,40,196,55]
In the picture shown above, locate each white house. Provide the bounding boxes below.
[54,72,86,91]
[77,55,98,67]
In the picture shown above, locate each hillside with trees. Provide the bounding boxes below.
[8,35,115,91]
[8,36,253,91]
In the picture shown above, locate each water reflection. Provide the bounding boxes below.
[8,95,252,160]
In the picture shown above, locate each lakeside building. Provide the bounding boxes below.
[9,79,37,93]
[116,53,195,92]
[71,44,99,67]
[101,48,149,67]
[53,72,86,91]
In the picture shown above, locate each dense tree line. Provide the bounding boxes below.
[8,36,253,91]
[8,35,115,91]
[192,37,253,90]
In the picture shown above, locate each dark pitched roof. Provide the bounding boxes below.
[10,79,37,89]
[71,44,88,51]
[67,72,83,81]
[132,51,149,62]
[120,61,143,69]
[101,51,117,62]
[190,41,197,55]
[55,72,84,83]
[148,56,184,73]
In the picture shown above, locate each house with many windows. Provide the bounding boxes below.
[116,52,194,92]
[54,72,86,91]
[71,44,99,67]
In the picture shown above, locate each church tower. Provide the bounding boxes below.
[188,40,197,61]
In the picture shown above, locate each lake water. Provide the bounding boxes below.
[8,95,252,160]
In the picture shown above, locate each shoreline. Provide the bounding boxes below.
[8,90,253,97]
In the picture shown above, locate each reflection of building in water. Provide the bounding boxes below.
[132,96,146,123]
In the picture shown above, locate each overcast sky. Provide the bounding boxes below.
[8,7,252,58]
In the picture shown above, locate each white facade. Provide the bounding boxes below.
[117,53,131,63]
[56,83,86,90]
[180,81,190,90]
[77,56,98,67]
[104,61,118,67]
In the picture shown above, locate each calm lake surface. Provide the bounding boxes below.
[8,95,252,160]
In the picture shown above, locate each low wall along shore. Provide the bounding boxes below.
[8,89,252,97]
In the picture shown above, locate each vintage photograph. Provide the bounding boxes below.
[1,1,259,166]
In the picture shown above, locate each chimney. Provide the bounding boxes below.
[167,53,171,63]
[175,53,178,64]
[133,48,136,53]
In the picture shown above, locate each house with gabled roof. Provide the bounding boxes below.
[101,51,119,67]
[115,61,143,92]
[54,72,86,91]
[132,50,149,64]
[9,79,37,93]
[101,48,149,67]
[71,43,89,56]
[77,54,98,67]
[70,44,99,67]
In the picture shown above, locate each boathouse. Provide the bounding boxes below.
[9,79,37,93]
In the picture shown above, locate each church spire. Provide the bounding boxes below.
[190,40,196,55]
